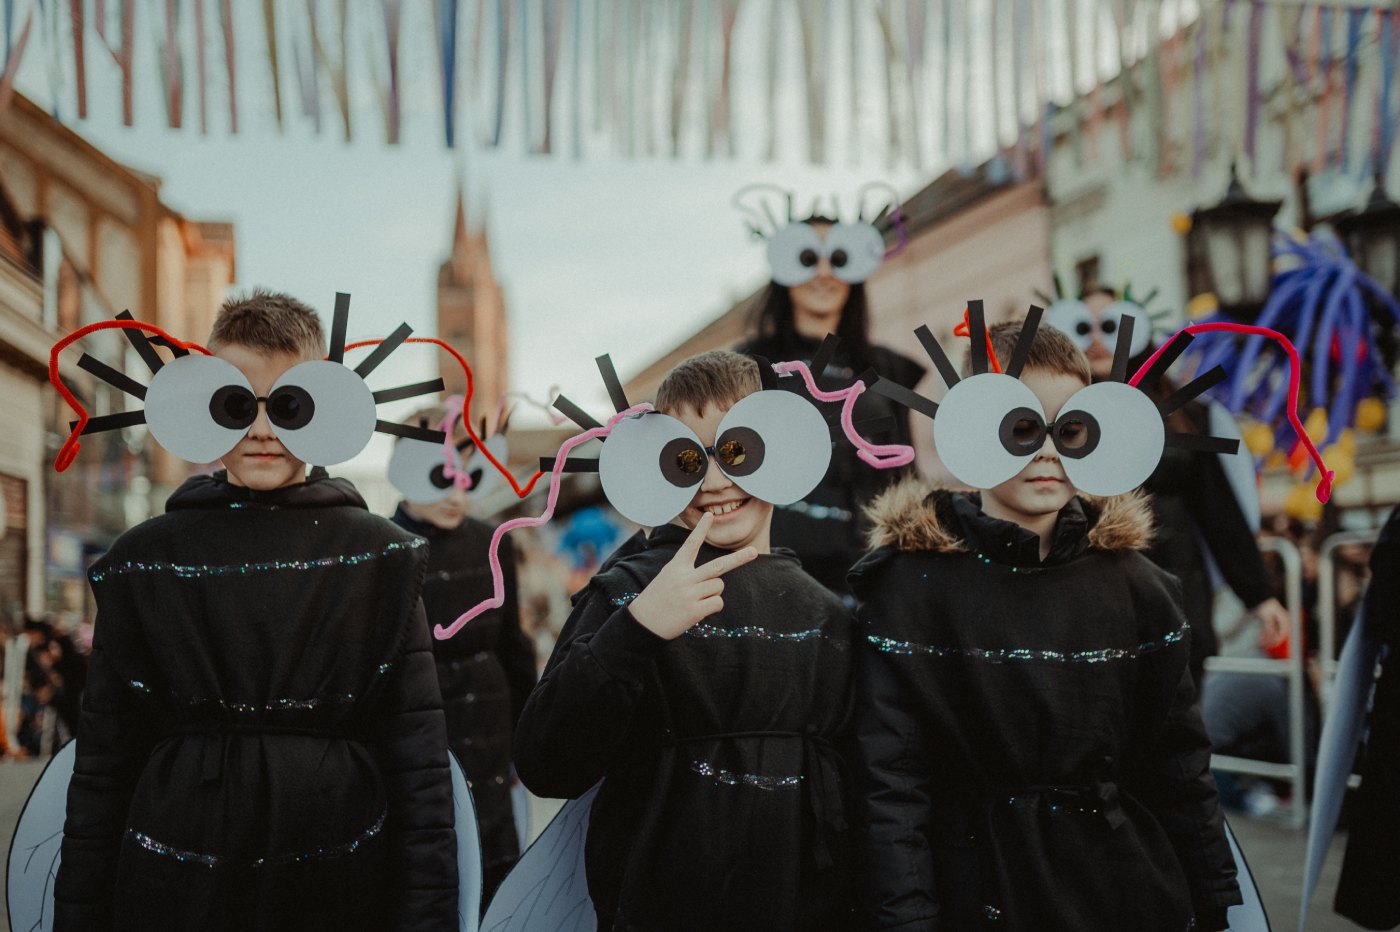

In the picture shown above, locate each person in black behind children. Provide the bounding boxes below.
[513,350,858,931]
[54,291,456,931]
[1331,503,1400,929]
[1046,284,1291,687]
[852,318,1241,931]
[389,401,536,907]
[736,215,924,603]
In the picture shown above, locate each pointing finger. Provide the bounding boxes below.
[676,512,713,565]
[698,546,758,579]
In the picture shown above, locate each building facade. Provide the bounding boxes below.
[438,188,509,413]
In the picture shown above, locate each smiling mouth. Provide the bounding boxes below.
[1027,476,1063,484]
[701,498,750,517]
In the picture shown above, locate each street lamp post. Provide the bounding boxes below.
[1185,165,1282,319]
[1335,175,1400,299]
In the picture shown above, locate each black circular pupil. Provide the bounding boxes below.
[269,394,300,421]
[1057,420,1089,449]
[1075,321,1092,336]
[799,248,819,267]
[429,464,453,489]
[717,439,746,466]
[210,386,257,429]
[468,468,485,490]
[223,393,253,421]
[830,249,848,268]
[676,448,704,474]
[1101,318,1117,334]
[265,386,315,430]
[1011,418,1040,445]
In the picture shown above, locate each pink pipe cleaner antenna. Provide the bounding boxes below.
[436,402,655,640]
[436,395,476,490]
[772,360,915,469]
[1131,322,1335,503]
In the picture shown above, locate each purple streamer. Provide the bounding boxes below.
[1245,2,1264,167]
[1377,11,1399,175]
[1342,8,1366,171]
[1193,8,1207,176]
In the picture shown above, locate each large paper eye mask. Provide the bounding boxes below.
[1046,297,1153,358]
[863,301,1245,498]
[145,355,255,462]
[765,221,885,287]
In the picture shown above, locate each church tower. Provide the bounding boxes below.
[437,184,508,415]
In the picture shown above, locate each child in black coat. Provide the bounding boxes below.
[53,292,457,931]
[852,316,1242,931]
[513,350,858,931]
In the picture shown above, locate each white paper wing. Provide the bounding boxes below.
[481,784,600,932]
[1224,816,1272,931]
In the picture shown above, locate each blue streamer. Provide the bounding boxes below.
[1343,8,1366,171]
[439,0,457,146]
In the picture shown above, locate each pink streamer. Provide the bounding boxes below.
[1129,322,1334,503]
[436,403,654,639]
[437,394,475,491]
[772,361,915,469]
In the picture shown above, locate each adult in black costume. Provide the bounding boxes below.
[392,470,536,904]
[1333,503,1400,929]
[737,218,924,600]
[54,471,457,931]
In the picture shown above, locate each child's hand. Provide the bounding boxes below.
[627,513,758,640]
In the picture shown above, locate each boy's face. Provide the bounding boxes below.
[215,344,311,491]
[403,485,470,530]
[670,401,774,553]
[981,368,1086,523]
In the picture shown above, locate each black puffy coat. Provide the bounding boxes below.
[850,480,1242,932]
[54,472,457,932]
[737,334,925,597]
[391,506,536,900]
[1334,503,1400,929]
[513,524,859,931]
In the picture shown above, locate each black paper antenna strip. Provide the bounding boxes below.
[375,419,446,444]
[353,323,412,378]
[71,410,146,434]
[749,355,778,391]
[810,335,840,381]
[1110,315,1136,384]
[1165,432,1240,455]
[861,369,939,421]
[146,334,190,357]
[372,378,445,405]
[1158,366,1228,416]
[328,293,351,363]
[115,310,166,374]
[553,395,604,433]
[595,355,630,413]
[915,325,961,389]
[1005,305,1045,380]
[1136,332,1196,389]
[78,353,147,399]
[968,300,989,376]
[540,456,601,473]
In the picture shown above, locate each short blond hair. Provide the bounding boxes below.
[654,350,762,415]
[208,288,326,359]
[965,319,1092,385]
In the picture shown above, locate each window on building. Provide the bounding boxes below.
[1074,255,1101,297]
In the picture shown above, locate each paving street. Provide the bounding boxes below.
[0,756,1361,932]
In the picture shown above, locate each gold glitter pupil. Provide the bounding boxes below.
[718,439,746,465]
[676,448,704,474]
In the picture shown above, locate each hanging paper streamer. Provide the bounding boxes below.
[713,0,741,158]
[380,0,402,143]
[1315,5,1333,172]
[902,0,926,170]
[68,0,85,118]
[161,0,183,129]
[670,0,693,156]
[194,0,208,133]
[539,0,563,154]
[1374,10,1399,177]
[436,0,458,147]
[293,1,322,133]
[1342,7,1365,172]
[0,6,30,112]
[311,0,351,142]
[1110,0,1133,163]
[263,0,283,130]
[570,0,582,157]
[798,0,829,163]
[221,0,236,133]
[491,0,508,146]
[939,0,953,167]
[96,0,134,125]
[764,0,780,161]
[1243,1,1263,170]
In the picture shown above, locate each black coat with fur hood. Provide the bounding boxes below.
[848,481,1241,932]
[54,472,456,932]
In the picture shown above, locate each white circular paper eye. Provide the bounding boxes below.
[461,434,509,499]
[599,412,707,527]
[1057,382,1165,497]
[1045,299,1096,352]
[388,437,457,504]
[824,222,885,284]
[713,390,831,506]
[766,223,825,287]
[1100,300,1152,357]
[934,373,1047,489]
[267,360,376,465]
[144,355,255,463]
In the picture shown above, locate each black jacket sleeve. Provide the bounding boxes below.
[54,580,166,931]
[1128,659,1243,929]
[494,541,538,728]
[512,590,666,799]
[1186,450,1274,610]
[367,599,458,931]
[855,624,941,930]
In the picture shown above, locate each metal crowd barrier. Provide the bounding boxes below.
[1204,536,1309,827]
